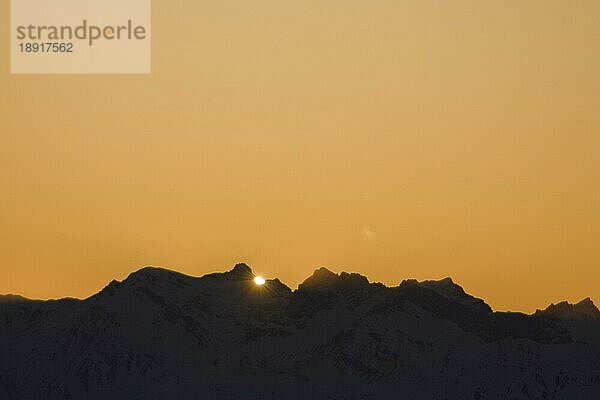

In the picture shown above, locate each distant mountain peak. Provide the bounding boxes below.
[399,277,492,313]
[224,263,255,281]
[536,297,600,320]
[121,266,192,287]
[126,265,179,279]
[312,266,338,280]
[299,267,337,288]
[298,267,371,292]
[121,264,257,287]
[578,297,595,306]
[231,263,252,274]
[0,294,30,303]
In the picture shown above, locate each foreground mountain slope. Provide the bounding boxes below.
[1,264,599,399]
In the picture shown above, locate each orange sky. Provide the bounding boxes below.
[1,1,599,312]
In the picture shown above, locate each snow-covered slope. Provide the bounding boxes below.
[1,264,599,399]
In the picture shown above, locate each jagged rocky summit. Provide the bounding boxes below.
[1,263,599,400]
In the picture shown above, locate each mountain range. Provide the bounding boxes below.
[1,264,599,399]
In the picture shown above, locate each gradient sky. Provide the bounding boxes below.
[1,1,599,312]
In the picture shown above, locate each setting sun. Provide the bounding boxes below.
[254,276,266,286]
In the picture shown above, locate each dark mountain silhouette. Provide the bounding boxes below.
[535,298,600,321]
[1,264,599,399]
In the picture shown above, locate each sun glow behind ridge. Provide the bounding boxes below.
[254,276,266,285]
